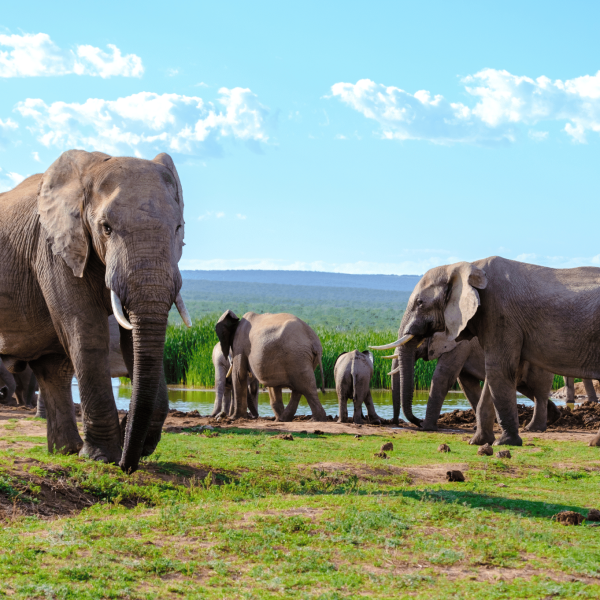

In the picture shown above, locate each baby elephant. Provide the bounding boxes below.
[211,342,259,418]
[334,350,381,424]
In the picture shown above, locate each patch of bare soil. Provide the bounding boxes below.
[308,461,469,484]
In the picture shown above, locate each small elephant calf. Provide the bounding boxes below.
[334,350,381,424]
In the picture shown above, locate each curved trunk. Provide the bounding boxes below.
[120,306,168,473]
[399,344,422,427]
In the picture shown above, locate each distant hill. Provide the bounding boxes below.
[181,270,421,292]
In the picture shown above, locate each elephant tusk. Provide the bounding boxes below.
[369,334,414,351]
[175,293,192,328]
[111,290,133,330]
[388,364,402,376]
[417,339,426,348]
[226,364,233,378]
[382,355,398,360]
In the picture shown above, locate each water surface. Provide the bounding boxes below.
[72,381,534,420]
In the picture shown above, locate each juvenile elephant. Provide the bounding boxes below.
[334,350,381,424]
[380,334,558,431]
[0,361,38,408]
[0,150,190,472]
[215,311,327,422]
[211,342,259,418]
[374,256,600,447]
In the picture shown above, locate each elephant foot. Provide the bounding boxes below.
[309,413,328,422]
[547,400,561,425]
[588,432,600,447]
[47,432,84,455]
[469,430,496,446]
[493,431,523,447]
[421,420,439,432]
[524,422,547,433]
[79,440,122,464]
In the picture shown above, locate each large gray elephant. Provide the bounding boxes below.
[380,334,558,431]
[0,150,190,472]
[215,311,327,422]
[371,257,600,447]
[211,342,259,418]
[334,350,381,424]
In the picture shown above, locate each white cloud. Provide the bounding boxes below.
[0,169,26,192]
[15,87,270,156]
[31,151,41,162]
[0,33,143,78]
[236,213,247,220]
[528,130,549,142]
[167,68,179,77]
[0,118,18,130]
[215,212,225,218]
[332,69,600,144]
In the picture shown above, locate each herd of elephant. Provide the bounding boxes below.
[1,149,599,476]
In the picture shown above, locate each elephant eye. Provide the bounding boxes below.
[101,222,112,236]
[416,299,423,307]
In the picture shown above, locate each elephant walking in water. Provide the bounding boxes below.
[371,256,600,447]
[215,310,327,422]
[334,350,381,424]
[0,150,190,472]
[211,342,259,418]
[378,334,559,432]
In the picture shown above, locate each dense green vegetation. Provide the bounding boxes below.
[1,417,600,599]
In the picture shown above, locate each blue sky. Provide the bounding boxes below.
[1,1,599,275]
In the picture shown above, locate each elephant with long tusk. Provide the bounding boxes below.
[0,149,190,472]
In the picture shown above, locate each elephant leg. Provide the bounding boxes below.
[141,368,169,457]
[230,358,249,419]
[583,379,598,402]
[469,380,496,446]
[336,383,348,423]
[0,362,16,405]
[363,391,382,424]
[247,378,259,418]
[280,390,302,422]
[268,386,285,420]
[22,369,38,408]
[520,366,554,432]
[29,354,83,455]
[565,377,575,403]
[36,394,47,419]
[222,385,232,416]
[302,386,327,422]
[458,373,483,413]
[589,426,600,446]
[487,368,522,446]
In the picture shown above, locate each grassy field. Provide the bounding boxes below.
[1,417,600,599]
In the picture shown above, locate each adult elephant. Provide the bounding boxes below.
[370,257,600,447]
[211,342,259,418]
[377,334,558,431]
[0,150,190,472]
[215,311,327,422]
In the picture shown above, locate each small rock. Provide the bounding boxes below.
[299,430,307,434]
[496,450,512,459]
[274,433,294,441]
[525,443,535,446]
[497,483,507,488]
[446,470,465,482]
[587,509,600,522]
[313,430,324,435]
[477,444,494,456]
[553,511,584,526]
[438,443,451,453]
[381,442,394,452]
[374,451,387,459]
[255,451,260,454]
[354,434,362,439]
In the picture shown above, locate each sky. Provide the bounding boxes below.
[1,1,600,275]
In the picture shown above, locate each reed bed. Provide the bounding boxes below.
[162,317,570,391]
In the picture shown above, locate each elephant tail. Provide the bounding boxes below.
[351,351,358,401]
[318,353,326,394]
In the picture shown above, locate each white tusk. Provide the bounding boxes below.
[175,293,192,328]
[226,364,233,378]
[388,364,402,376]
[369,334,414,351]
[417,339,426,348]
[382,355,398,360]
[111,290,133,330]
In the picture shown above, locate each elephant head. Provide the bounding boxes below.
[371,261,487,425]
[37,149,191,472]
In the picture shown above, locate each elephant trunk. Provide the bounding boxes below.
[119,296,171,473]
[399,342,422,428]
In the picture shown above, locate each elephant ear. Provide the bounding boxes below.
[428,332,459,360]
[215,310,240,359]
[152,153,183,208]
[362,350,374,364]
[38,149,110,277]
[444,262,487,341]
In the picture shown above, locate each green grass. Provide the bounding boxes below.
[1,424,600,599]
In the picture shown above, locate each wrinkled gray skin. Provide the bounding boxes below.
[392,257,600,447]
[0,150,185,472]
[393,336,559,431]
[215,311,327,422]
[565,377,599,403]
[334,350,381,424]
[211,342,259,418]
